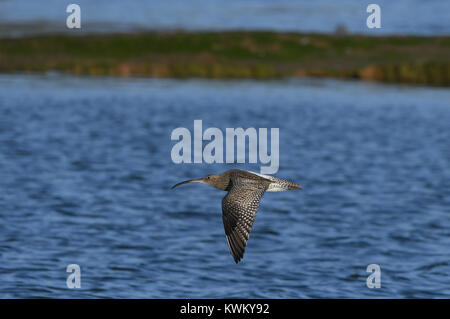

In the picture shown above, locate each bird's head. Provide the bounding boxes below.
[171,173,228,190]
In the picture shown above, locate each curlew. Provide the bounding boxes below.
[171,169,301,263]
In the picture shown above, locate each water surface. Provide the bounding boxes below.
[0,0,449,36]
[0,74,449,298]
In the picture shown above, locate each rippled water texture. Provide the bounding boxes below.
[0,74,449,298]
[0,0,449,35]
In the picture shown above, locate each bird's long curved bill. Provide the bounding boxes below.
[171,178,204,189]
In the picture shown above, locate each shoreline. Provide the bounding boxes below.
[0,31,448,87]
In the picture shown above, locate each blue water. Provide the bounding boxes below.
[0,74,449,298]
[0,0,449,36]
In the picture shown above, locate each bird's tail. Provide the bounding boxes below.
[286,182,302,190]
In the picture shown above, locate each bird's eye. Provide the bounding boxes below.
[207,176,210,179]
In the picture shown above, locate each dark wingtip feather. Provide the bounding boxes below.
[226,234,245,264]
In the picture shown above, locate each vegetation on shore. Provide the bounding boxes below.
[0,31,449,86]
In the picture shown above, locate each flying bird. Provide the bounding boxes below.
[171,169,301,263]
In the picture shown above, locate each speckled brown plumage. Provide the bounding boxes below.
[172,169,301,263]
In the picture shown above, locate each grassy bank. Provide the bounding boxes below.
[0,31,449,86]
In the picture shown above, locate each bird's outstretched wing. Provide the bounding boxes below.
[222,177,269,263]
